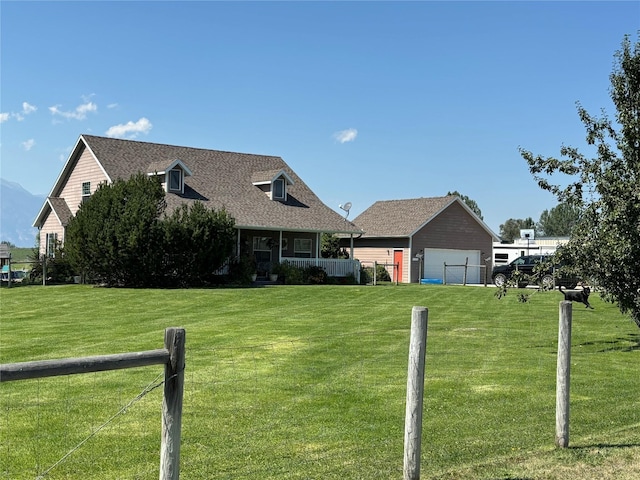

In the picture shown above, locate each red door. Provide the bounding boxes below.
[393,250,403,283]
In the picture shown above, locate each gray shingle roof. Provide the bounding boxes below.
[80,135,361,234]
[352,196,458,237]
[48,197,73,226]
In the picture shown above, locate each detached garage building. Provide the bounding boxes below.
[349,196,500,284]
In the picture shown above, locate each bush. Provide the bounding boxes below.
[272,261,304,285]
[303,265,328,284]
[29,251,76,285]
[361,264,391,284]
[227,255,256,285]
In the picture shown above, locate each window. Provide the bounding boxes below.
[253,236,270,252]
[272,178,285,200]
[168,168,182,192]
[82,182,91,202]
[494,253,509,265]
[46,233,58,258]
[294,238,312,258]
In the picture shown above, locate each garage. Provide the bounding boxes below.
[347,196,499,283]
[423,248,482,284]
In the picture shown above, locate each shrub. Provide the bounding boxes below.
[227,255,256,285]
[303,265,328,284]
[361,264,391,284]
[28,249,76,285]
[272,261,304,285]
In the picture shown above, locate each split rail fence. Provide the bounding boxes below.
[0,327,185,480]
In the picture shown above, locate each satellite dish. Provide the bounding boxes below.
[339,202,352,219]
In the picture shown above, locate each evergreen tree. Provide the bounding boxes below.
[65,174,166,286]
[536,203,581,237]
[498,217,535,243]
[447,191,483,220]
[162,202,236,286]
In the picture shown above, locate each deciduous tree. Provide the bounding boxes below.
[520,34,640,328]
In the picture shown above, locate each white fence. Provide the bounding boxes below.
[282,258,360,280]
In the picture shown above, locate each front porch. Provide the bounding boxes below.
[239,229,361,283]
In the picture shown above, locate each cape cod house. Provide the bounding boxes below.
[33,135,363,279]
[348,196,500,284]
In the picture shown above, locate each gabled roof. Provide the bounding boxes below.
[147,159,193,177]
[38,134,361,235]
[251,169,294,186]
[33,197,73,228]
[353,195,500,240]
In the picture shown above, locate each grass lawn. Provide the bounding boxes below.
[1,284,639,479]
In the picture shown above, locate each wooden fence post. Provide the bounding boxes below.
[160,327,186,480]
[374,261,378,285]
[404,306,428,480]
[42,254,46,286]
[556,301,572,448]
[462,257,468,286]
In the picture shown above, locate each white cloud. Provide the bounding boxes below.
[105,117,153,138]
[333,128,358,144]
[22,139,35,151]
[22,102,37,115]
[1,102,37,122]
[49,101,97,120]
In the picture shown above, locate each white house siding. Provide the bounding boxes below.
[59,149,109,215]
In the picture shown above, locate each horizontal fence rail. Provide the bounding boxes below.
[0,349,171,382]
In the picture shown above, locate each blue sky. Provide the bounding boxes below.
[1,1,638,235]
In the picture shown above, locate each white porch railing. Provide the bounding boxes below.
[281,258,361,279]
[215,257,361,282]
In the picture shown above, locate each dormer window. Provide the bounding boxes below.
[272,178,285,200]
[252,169,294,202]
[147,159,193,195]
[168,168,182,192]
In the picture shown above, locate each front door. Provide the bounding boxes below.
[393,250,403,283]
[253,236,272,277]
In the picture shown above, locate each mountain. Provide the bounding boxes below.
[0,178,44,247]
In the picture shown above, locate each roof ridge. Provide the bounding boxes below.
[81,134,281,159]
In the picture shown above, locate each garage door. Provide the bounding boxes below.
[423,248,481,284]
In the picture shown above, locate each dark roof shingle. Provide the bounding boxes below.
[352,196,457,237]
[80,135,361,234]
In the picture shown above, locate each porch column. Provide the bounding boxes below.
[278,231,283,263]
[350,234,354,260]
[316,232,320,266]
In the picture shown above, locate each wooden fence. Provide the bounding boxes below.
[0,327,185,480]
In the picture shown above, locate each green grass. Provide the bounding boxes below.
[1,284,639,479]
